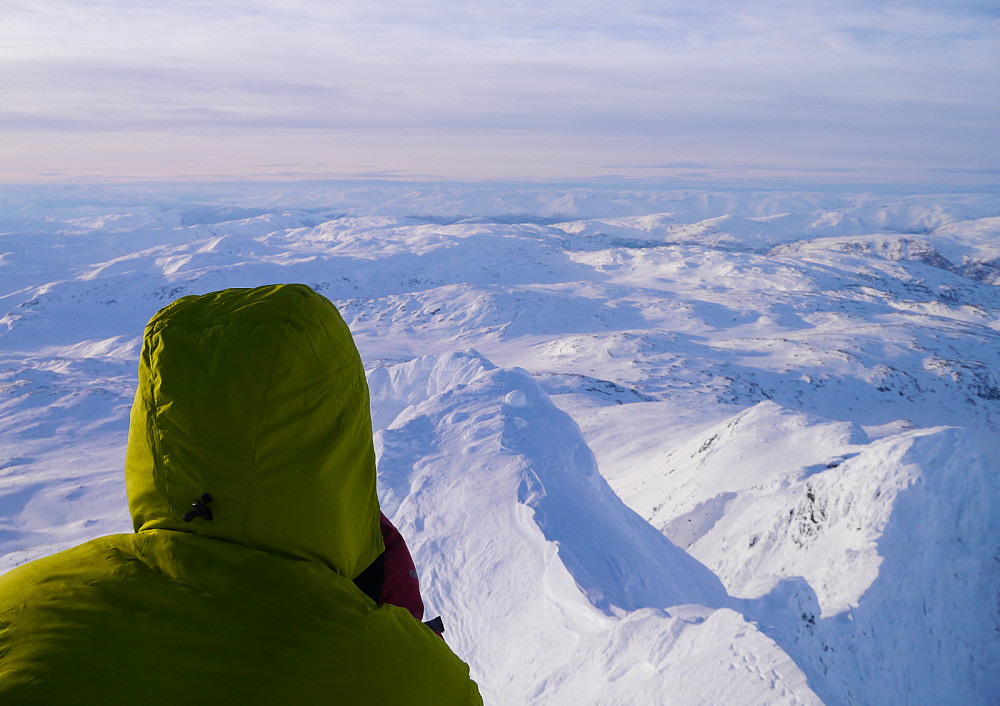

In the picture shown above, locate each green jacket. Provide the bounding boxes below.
[0,284,482,705]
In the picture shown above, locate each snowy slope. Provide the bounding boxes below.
[2,184,999,704]
[602,400,999,703]
[369,352,818,704]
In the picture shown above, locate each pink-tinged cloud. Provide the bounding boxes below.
[1,0,998,186]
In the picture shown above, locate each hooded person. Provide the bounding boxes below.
[0,283,482,705]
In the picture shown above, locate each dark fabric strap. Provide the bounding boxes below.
[352,552,385,603]
[423,616,444,634]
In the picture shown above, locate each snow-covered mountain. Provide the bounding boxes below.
[2,183,998,704]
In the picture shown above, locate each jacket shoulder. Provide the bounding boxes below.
[0,531,481,705]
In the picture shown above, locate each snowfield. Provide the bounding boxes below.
[1,183,999,704]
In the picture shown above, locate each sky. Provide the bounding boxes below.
[1,0,999,188]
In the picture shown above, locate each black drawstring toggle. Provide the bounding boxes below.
[182,493,214,522]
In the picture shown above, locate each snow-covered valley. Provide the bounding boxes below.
[1,183,998,704]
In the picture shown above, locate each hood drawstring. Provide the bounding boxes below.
[182,493,214,522]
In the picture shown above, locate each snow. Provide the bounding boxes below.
[2,183,999,704]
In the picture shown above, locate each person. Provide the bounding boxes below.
[0,283,482,704]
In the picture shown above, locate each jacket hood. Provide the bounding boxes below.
[125,284,383,579]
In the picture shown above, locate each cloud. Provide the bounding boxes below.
[1,1,997,184]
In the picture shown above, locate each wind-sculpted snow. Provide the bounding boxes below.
[370,352,816,703]
[2,183,999,704]
[616,401,1000,703]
